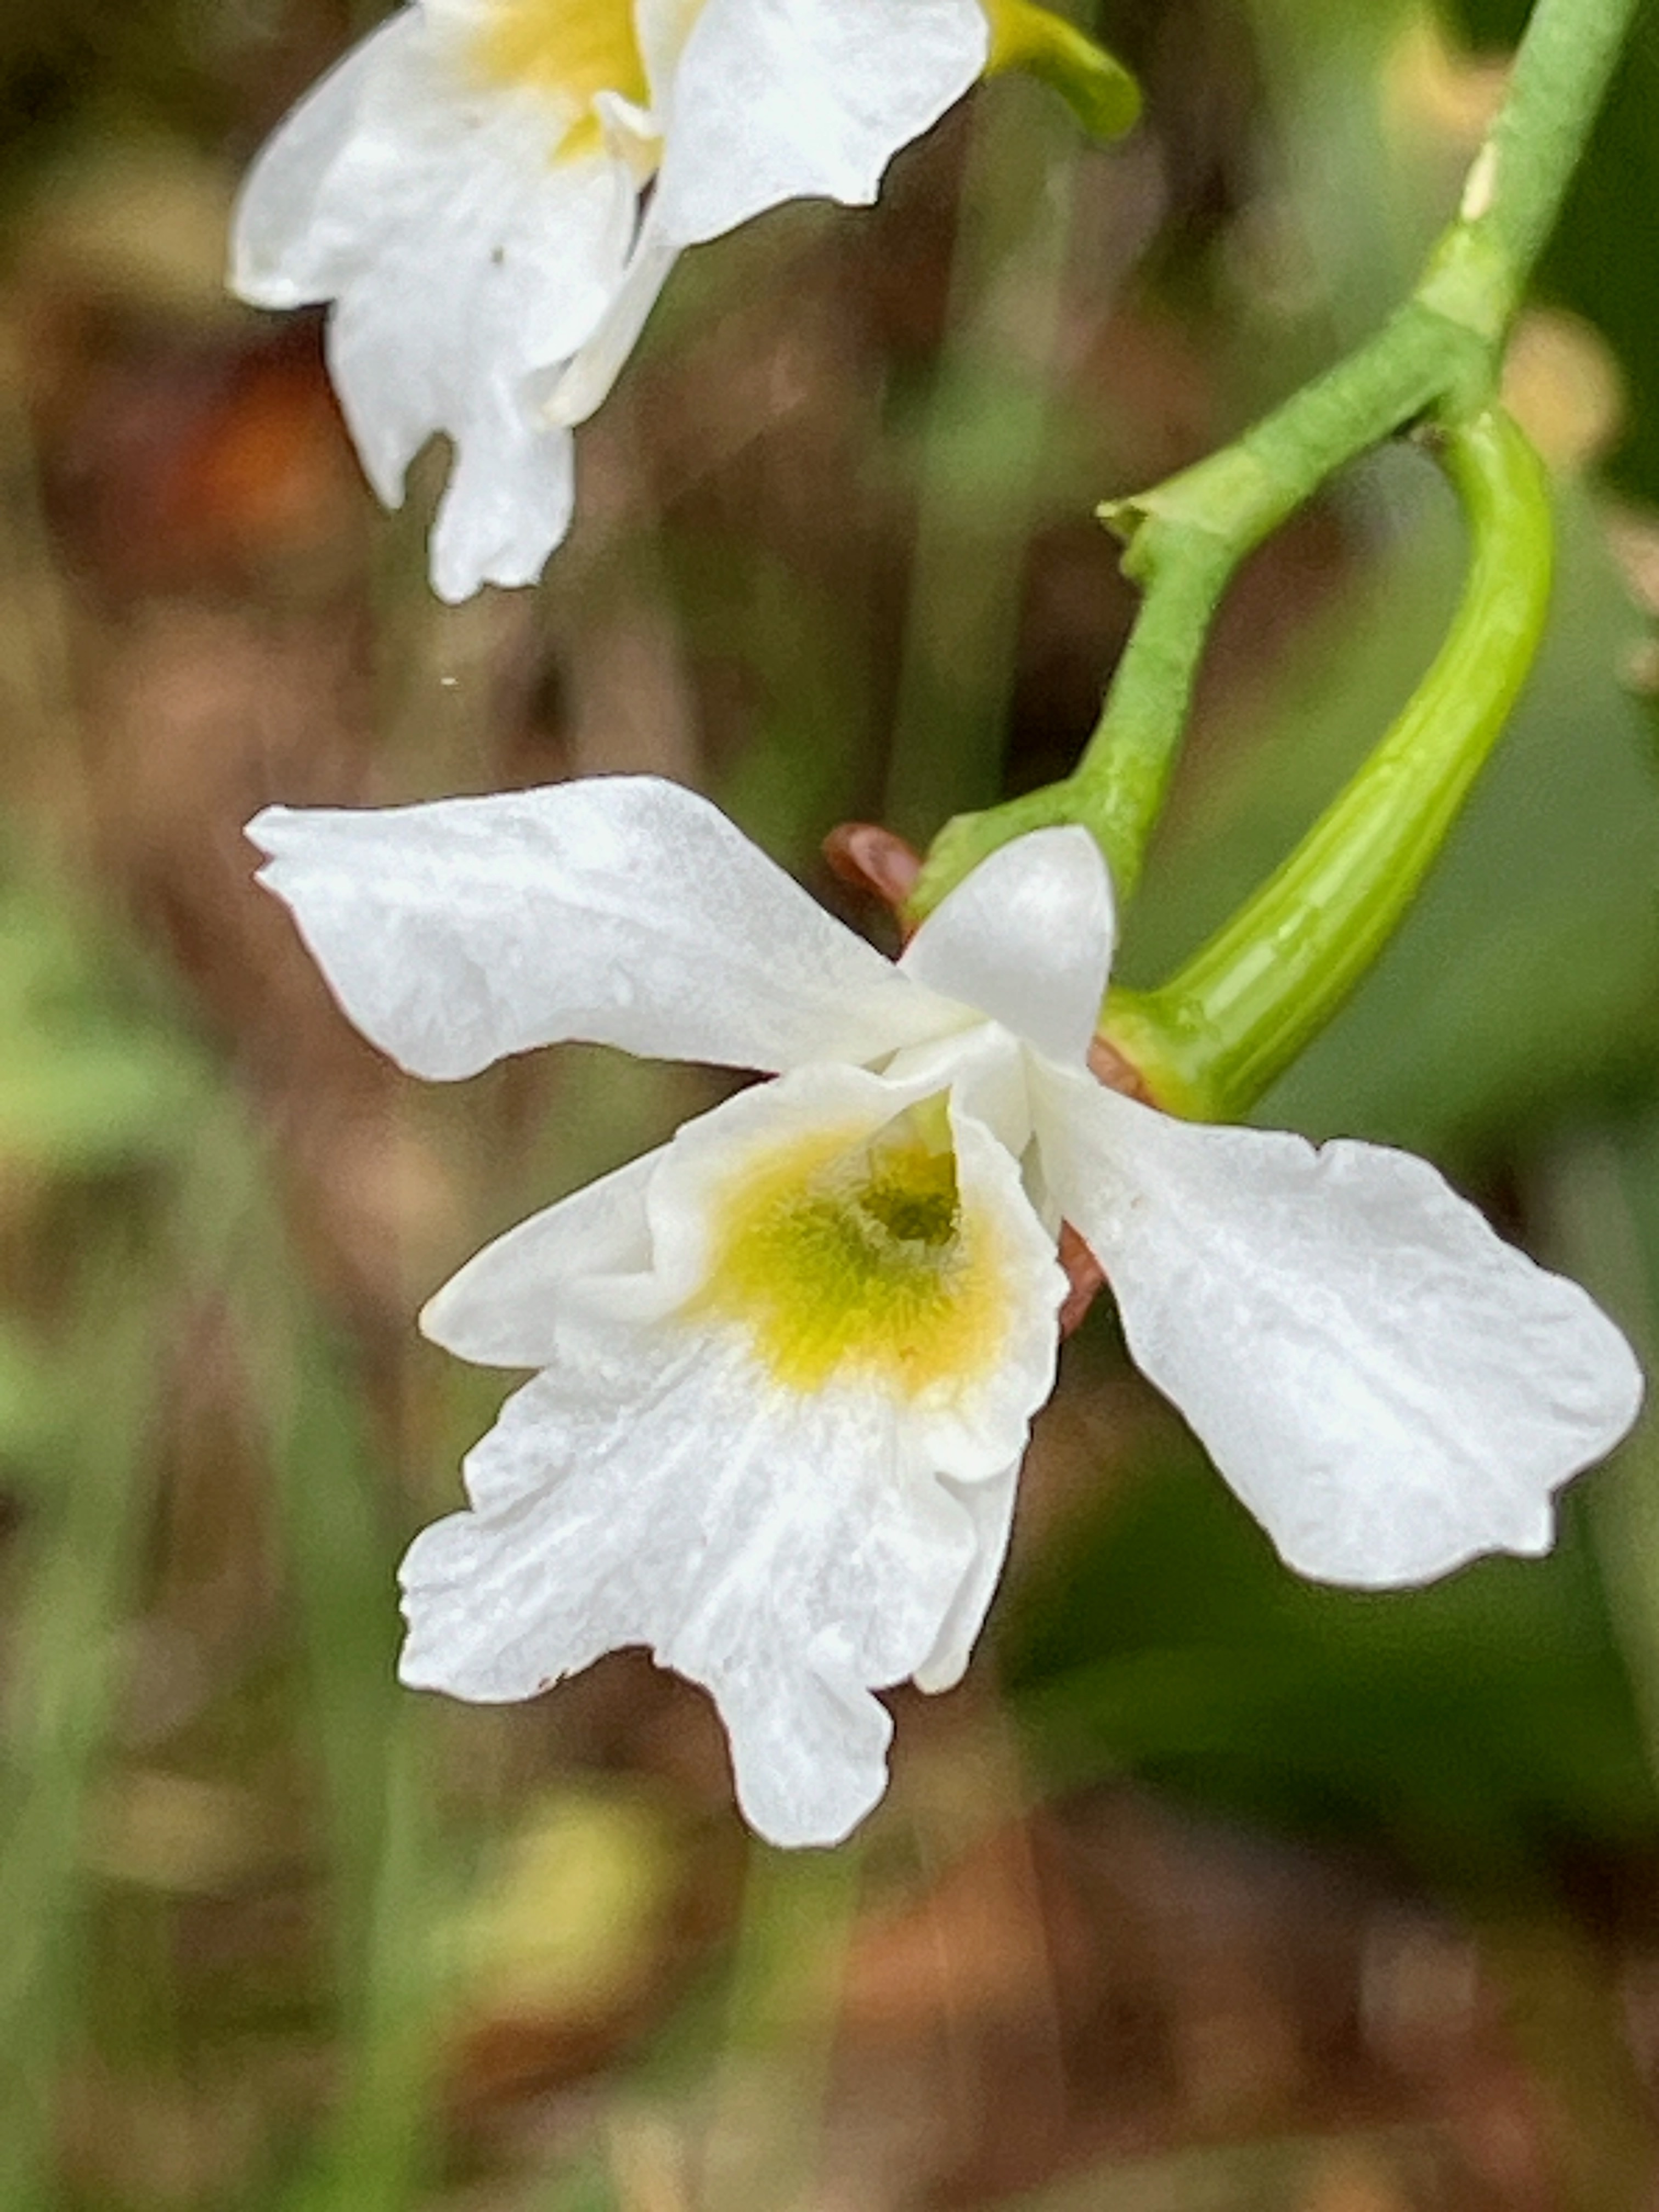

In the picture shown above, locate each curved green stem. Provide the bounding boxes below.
[906,0,1641,926]
[1103,408,1554,1121]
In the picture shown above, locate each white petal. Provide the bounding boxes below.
[1035,1066,1645,1588]
[230,16,408,308]
[233,4,639,594]
[901,827,1115,1065]
[652,0,988,246]
[911,1463,1019,1693]
[633,0,702,107]
[421,1149,659,1366]
[937,1104,1065,1474]
[880,1021,1035,1160]
[426,391,576,602]
[544,215,680,428]
[317,112,628,504]
[592,86,663,183]
[249,776,966,1081]
[399,1329,987,1846]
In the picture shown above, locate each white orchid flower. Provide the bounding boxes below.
[247,776,1642,1847]
[229,0,1000,602]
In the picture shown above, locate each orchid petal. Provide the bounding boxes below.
[232,6,636,595]
[1035,1065,1644,1587]
[426,391,576,601]
[652,0,988,246]
[315,119,626,506]
[230,16,407,308]
[911,1463,1019,1693]
[249,776,966,1080]
[398,1330,985,1846]
[406,1051,1064,1837]
[545,213,680,429]
[633,0,705,110]
[421,1149,659,1367]
[901,827,1114,1065]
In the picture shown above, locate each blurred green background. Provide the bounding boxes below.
[0,1,1657,2206]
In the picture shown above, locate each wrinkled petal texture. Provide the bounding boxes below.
[230,2,636,597]
[654,0,989,244]
[402,1333,985,1846]
[249,776,966,1081]
[1036,1068,1644,1588]
[403,1054,1067,1843]
[901,825,1114,1066]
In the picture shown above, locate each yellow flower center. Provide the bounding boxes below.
[694,1102,1009,1398]
[470,0,652,159]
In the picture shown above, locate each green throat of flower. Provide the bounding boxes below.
[695,1101,1008,1397]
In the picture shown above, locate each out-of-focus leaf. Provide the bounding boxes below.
[0,1288,162,2212]
[0,1322,50,1470]
[0,1036,202,1170]
[447,1785,682,2032]
[533,2154,622,2212]
[984,2126,1432,2212]
[672,539,876,872]
[0,879,206,1174]
[232,1245,450,2212]
[1118,456,1659,1161]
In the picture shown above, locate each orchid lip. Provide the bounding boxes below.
[251,774,1644,1843]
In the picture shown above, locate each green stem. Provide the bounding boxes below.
[1418,0,1643,343]
[1104,407,1553,1120]
[906,0,1641,922]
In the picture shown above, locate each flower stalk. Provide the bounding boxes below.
[906,0,1643,1104]
[1106,407,1554,1121]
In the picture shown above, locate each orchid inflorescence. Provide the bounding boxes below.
[239,0,1645,1844]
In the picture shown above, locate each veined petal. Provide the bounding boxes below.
[398,1329,988,1846]
[421,1149,659,1367]
[911,1462,1019,1692]
[901,826,1114,1065]
[1035,1065,1644,1587]
[249,776,968,1081]
[652,0,989,246]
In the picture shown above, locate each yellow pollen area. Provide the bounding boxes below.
[471,0,650,160]
[692,1104,1009,1399]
